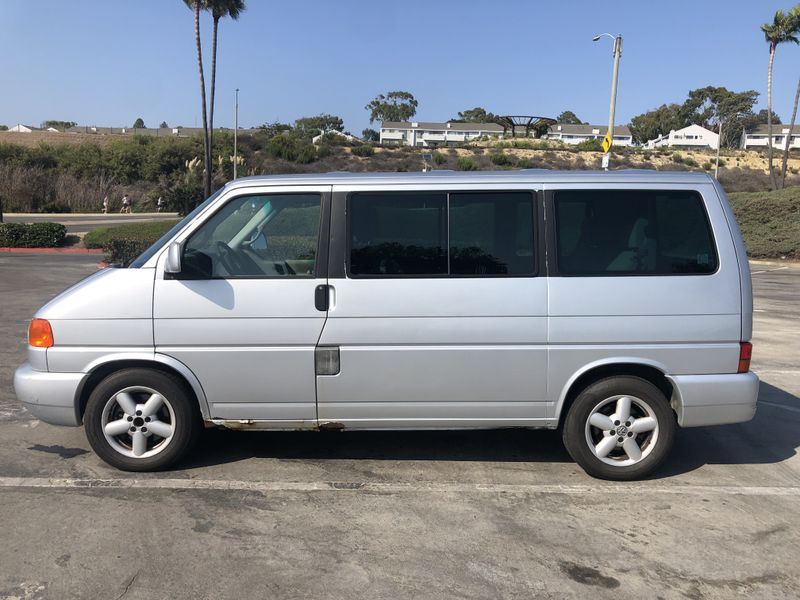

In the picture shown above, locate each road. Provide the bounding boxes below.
[3,213,179,234]
[0,253,798,599]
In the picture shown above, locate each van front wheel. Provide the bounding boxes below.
[562,376,675,480]
[84,368,200,471]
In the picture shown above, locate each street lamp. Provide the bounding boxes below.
[233,88,240,180]
[593,33,622,169]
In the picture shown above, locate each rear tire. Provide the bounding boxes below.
[84,368,200,471]
[562,376,675,480]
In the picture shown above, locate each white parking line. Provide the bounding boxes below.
[0,477,798,496]
[760,400,800,415]
[751,266,789,274]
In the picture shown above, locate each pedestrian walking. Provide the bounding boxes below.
[102,195,109,214]
[156,196,164,213]
[120,194,131,214]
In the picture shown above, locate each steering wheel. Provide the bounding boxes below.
[214,241,247,275]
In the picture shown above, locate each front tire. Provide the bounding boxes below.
[562,376,675,480]
[84,368,200,471]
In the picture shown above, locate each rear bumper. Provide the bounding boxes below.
[13,363,82,426]
[669,372,759,427]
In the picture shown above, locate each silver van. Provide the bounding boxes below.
[14,171,758,479]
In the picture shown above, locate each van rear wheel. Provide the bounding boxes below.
[84,368,200,471]
[562,376,675,480]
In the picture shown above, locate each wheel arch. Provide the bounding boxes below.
[74,353,209,424]
[555,359,675,427]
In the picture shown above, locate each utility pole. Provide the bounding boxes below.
[594,33,622,170]
[233,88,240,180]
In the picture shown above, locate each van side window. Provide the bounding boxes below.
[348,191,536,277]
[449,192,535,275]
[349,193,448,276]
[553,190,717,275]
[182,194,321,278]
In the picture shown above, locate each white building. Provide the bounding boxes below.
[545,123,633,146]
[646,124,719,150]
[312,130,361,145]
[6,124,41,133]
[380,121,504,146]
[740,124,800,151]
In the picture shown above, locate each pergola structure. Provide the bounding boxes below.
[497,115,557,138]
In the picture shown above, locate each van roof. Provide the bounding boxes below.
[224,169,713,189]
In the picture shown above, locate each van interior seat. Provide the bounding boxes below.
[607,217,657,272]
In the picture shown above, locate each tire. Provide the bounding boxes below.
[562,376,676,481]
[84,368,201,471]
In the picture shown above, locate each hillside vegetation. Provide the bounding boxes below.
[4,132,800,215]
[728,187,800,259]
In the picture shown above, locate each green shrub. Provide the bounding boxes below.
[351,145,375,157]
[728,187,800,258]
[516,158,543,169]
[0,222,67,247]
[702,162,712,171]
[717,158,726,167]
[40,202,72,213]
[266,134,317,163]
[490,152,512,166]
[683,156,699,167]
[671,153,685,164]
[433,151,446,165]
[295,144,318,164]
[575,138,603,152]
[84,220,178,251]
[456,157,478,171]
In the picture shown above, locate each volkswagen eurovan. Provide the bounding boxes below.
[14,170,758,479]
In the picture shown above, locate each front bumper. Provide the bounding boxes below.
[669,371,760,427]
[13,362,83,426]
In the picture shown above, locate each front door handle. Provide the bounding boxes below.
[315,284,329,311]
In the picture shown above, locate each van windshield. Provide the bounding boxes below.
[127,187,226,268]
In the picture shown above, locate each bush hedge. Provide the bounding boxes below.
[84,220,179,263]
[728,187,800,259]
[351,145,375,157]
[0,222,67,247]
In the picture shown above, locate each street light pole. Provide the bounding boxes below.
[233,88,240,180]
[593,33,622,169]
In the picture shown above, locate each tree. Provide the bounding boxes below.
[206,0,245,195]
[761,8,799,189]
[683,87,759,147]
[628,103,685,144]
[294,114,345,136]
[362,128,379,142]
[780,6,800,187]
[133,118,146,129]
[43,120,77,131]
[556,110,583,124]
[184,0,212,197]
[258,121,293,138]
[365,91,418,123]
[160,121,169,128]
[0,125,8,131]
[454,107,498,123]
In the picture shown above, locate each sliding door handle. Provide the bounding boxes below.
[315,284,329,311]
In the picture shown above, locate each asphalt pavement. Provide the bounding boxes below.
[0,253,798,599]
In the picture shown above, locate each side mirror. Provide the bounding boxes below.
[164,242,182,274]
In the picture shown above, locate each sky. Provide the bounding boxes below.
[2,0,800,135]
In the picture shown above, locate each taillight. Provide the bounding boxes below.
[738,342,752,373]
[28,319,54,348]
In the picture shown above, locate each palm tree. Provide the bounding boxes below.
[184,0,212,198]
[780,7,800,188]
[207,0,246,182]
[761,10,799,190]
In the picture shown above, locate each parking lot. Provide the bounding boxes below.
[0,253,798,599]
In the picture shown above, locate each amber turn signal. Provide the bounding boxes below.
[28,319,54,348]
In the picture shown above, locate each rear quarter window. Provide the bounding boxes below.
[553,190,717,276]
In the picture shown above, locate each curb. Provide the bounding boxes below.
[0,247,103,254]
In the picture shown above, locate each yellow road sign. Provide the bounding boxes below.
[602,132,613,153]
